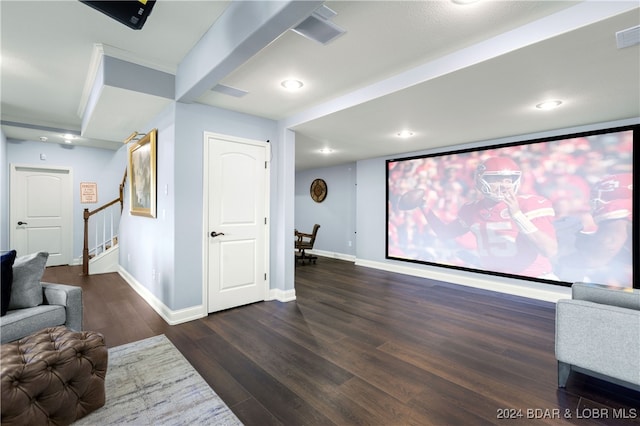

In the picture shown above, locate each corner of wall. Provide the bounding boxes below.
[0,130,8,250]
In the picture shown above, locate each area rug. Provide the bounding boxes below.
[75,334,243,425]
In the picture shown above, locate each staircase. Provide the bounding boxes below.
[89,239,119,274]
[82,171,126,275]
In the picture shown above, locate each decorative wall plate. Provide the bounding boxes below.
[310,178,328,203]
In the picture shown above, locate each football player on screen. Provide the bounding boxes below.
[556,173,633,287]
[399,156,558,278]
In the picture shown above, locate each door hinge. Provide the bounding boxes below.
[264,273,267,280]
[264,217,267,225]
[265,161,268,169]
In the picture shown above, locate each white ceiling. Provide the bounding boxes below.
[2,1,639,171]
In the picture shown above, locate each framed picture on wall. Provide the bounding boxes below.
[128,129,157,218]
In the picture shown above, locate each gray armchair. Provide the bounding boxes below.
[0,283,83,344]
[555,282,640,391]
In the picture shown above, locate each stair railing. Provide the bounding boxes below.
[82,169,127,275]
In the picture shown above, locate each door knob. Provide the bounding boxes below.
[210,231,225,238]
[17,221,28,225]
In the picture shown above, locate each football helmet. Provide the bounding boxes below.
[591,173,633,222]
[476,157,522,201]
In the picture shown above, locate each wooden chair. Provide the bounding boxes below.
[295,224,320,265]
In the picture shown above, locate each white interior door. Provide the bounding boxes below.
[204,133,269,313]
[10,165,73,266]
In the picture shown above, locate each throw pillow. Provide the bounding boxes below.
[1,250,17,316]
[8,252,49,310]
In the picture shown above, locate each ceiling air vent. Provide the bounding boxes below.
[291,5,346,45]
[616,25,640,49]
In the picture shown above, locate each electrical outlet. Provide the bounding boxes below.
[348,240,352,247]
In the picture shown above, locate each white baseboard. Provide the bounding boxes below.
[117,265,296,324]
[306,249,355,262]
[268,288,296,302]
[305,250,569,303]
[118,266,207,325]
[354,258,570,303]
[117,249,563,326]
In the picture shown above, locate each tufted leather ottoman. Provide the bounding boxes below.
[1,326,107,425]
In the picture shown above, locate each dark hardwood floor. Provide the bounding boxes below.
[42,258,639,425]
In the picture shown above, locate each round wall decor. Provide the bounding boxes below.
[310,178,328,203]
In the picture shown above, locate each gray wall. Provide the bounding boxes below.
[0,130,7,250]
[295,163,357,258]
[118,101,278,311]
[4,138,125,259]
[118,103,176,309]
[355,158,386,262]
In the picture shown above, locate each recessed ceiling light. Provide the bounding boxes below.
[396,130,414,138]
[535,100,563,110]
[319,148,334,154]
[281,79,304,90]
[39,136,48,142]
[451,0,481,5]
[62,133,76,140]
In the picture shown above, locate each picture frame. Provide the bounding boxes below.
[128,129,157,218]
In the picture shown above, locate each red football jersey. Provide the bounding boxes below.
[457,194,556,277]
[591,173,633,223]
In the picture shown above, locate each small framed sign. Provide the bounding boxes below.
[80,182,98,204]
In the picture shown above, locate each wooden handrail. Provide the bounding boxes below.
[86,197,121,217]
[119,169,127,212]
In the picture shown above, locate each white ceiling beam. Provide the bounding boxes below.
[176,0,323,104]
[283,0,639,130]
